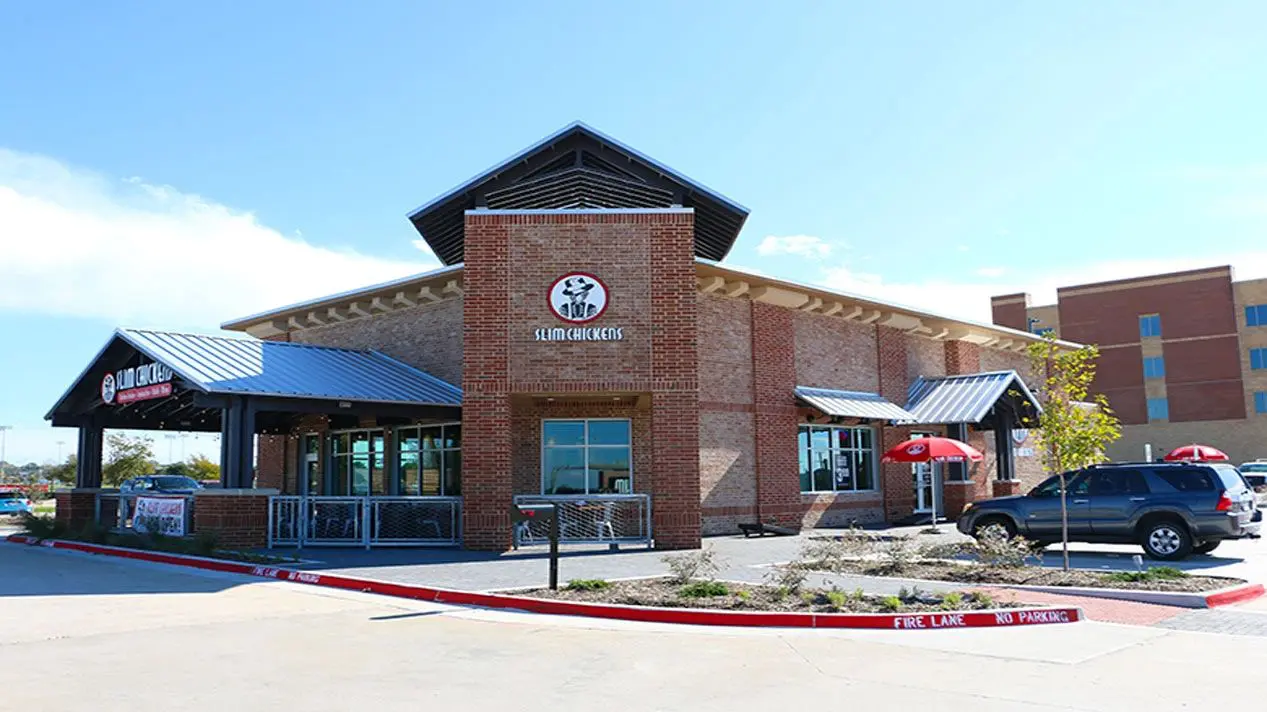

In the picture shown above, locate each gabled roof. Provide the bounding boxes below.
[46,329,462,420]
[408,121,749,265]
[902,370,1041,426]
[795,386,915,421]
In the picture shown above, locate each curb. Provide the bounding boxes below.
[999,581,1264,609]
[5,535,1082,630]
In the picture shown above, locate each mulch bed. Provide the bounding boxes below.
[821,560,1240,593]
[517,577,1016,614]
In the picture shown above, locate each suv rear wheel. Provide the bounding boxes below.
[972,515,1017,539]
[1139,519,1193,560]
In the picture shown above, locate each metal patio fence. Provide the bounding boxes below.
[268,495,461,549]
[512,494,652,548]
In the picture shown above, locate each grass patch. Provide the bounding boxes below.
[1104,566,1190,583]
[565,579,611,592]
[678,580,730,598]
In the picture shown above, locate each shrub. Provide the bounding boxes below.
[1104,566,1190,583]
[77,520,111,545]
[971,525,1038,569]
[878,595,902,612]
[736,589,751,602]
[191,531,219,557]
[679,581,729,598]
[662,545,724,583]
[824,590,848,611]
[20,513,66,540]
[763,563,808,593]
[940,592,964,610]
[875,536,920,574]
[565,579,611,592]
[970,591,995,608]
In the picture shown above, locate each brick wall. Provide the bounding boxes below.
[291,298,464,386]
[876,325,914,520]
[256,435,286,490]
[792,311,879,391]
[462,210,700,550]
[750,301,801,529]
[191,491,272,549]
[908,335,947,381]
[991,294,1029,331]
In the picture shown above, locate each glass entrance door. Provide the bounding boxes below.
[911,432,934,513]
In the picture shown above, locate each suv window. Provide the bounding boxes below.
[1031,472,1085,497]
[1088,469,1149,495]
[1211,464,1248,492]
[1154,467,1215,492]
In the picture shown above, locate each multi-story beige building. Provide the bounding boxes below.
[992,266,1267,464]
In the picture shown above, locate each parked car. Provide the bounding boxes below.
[1242,460,1267,490]
[0,490,34,518]
[957,461,1261,560]
[119,475,204,495]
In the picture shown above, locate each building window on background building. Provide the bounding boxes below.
[1146,397,1169,421]
[1142,356,1166,379]
[542,419,632,495]
[798,425,876,493]
[1247,304,1267,327]
[1139,314,1162,339]
[1252,348,1267,371]
[396,424,461,496]
[1256,391,1267,415]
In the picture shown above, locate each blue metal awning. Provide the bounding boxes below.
[902,370,1041,425]
[46,329,462,419]
[795,386,916,421]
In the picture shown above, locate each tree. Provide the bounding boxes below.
[1027,335,1122,570]
[47,454,77,487]
[102,433,158,487]
[186,454,220,482]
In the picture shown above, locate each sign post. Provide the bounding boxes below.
[510,503,559,590]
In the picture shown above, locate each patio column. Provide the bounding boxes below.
[74,425,103,488]
[993,422,1015,483]
[219,396,258,488]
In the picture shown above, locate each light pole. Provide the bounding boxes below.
[0,426,11,476]
[165,434,178,464]
[56,440,66,462]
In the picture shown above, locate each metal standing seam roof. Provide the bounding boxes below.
[794,387,916,421]
[47,329,463,416]
[902,370,1041,425]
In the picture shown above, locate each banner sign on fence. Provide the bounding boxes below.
[133,496,187,536]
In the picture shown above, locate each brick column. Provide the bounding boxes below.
[648,217,701,549]
[876,325,913,521]
[944,340,981,375]
[750,301,801,529]
[992,480,1023,497]
[54,489,100,533]
[255,435,286,490]
[461,213,513,551]
[191,489,276,550]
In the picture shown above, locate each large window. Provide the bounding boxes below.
[1251,348,1267,371]
[798,425,876,493]
[542,419,632,495]
[1255,391,1267,415]
[1142,356,1165,380]
[1139,314,1162,339]
[330,430,385,496]
[1247,304,1267,327]
[396,424,461,496]
[1146,397,1169,421]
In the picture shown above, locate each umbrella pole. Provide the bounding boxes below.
[929,460,940,532]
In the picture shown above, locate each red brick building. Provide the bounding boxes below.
[52,123,1056,551]
[992,267,1267,464]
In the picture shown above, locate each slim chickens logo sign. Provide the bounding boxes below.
[101,361,174,405]
[534,272,624,342]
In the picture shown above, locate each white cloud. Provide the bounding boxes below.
[816,252,1267,324]
[975,266,1007,278]
[756,234,836,258]
[0,148,440,330]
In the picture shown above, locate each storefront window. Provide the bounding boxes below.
[798,425,875,493]
[542,419,631,495]
[396,424,461,496]
[330,430,385,496]
[302,433,322,495]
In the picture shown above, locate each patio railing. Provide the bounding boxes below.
[512,494,652,548]
[268,495,461,549]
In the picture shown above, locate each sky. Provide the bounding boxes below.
[2,1,1267,464]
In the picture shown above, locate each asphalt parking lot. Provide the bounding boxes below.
[4,542,1267,711]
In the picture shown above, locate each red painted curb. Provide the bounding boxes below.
[1204,583,1265,608]
[6,534,1082,630]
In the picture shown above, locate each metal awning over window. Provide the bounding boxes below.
[902,370,1041,426]
[795,386,916,421]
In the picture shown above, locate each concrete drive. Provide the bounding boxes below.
[5,544,1267,711]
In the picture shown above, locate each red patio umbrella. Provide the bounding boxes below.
[881,436,985,464]
[881,436,984,531]
[1163,444,1229,462]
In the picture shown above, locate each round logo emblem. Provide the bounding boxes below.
[548,272,608,324]
[907,443,927,455]
[1011,429,1029,446]
[100,373,117,405]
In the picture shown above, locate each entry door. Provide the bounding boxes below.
[911,432,934,513]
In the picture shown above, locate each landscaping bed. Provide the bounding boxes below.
[520,577,1013,614]
[16,514,297,565]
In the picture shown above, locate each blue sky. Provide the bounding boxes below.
[3,1,1267,463]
